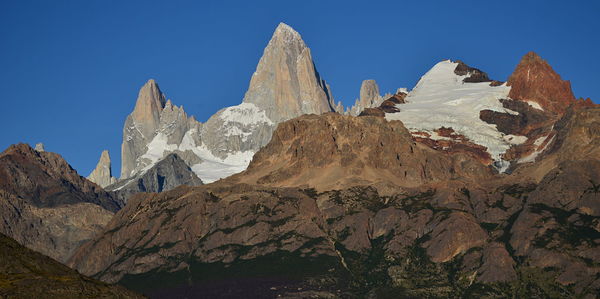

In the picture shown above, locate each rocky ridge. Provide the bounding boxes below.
[0,144,121,263]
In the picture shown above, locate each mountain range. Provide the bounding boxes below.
[0,22,598,298]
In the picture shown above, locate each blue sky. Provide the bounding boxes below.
[1,0,599,176]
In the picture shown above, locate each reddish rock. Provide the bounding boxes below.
[507,52,577,115]
[413,127,493,165]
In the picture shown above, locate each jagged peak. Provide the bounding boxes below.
[136,79,165,106]
[268,22,306,49]
[132,79,166,123]
[274,22,301,39]
[518,51,546,65]
[99,150,111,164]
[507,51,576,114]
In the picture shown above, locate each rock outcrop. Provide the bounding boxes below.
[346,80,385,116]
[34,142,45,152]
[0,144,121,262]
[87,150,117,188]
[108,153,203,203]
[0,232,142,298]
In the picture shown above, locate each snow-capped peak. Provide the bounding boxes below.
[386,60,522,168]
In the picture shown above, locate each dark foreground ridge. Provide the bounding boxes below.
[0,232,142,298]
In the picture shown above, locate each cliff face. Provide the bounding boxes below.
[0,144,120,262]
[241,22,336,123]
[121,79,169,179]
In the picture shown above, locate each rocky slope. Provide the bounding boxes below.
[0,232,142,298]
[69,105,600,298]
[119,23,339,184]
[0,144,122,263]
[229,113,492,191]
[87,150,117,187]
[107,153,203,203]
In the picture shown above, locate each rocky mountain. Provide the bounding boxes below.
[68,102,600,298]
[119,23,339,184]
[0,232,142,298]
[108,153,203,203]
[87,150,117,187]
[120,80,200,180]
[228,113,492,191]
[240,22,338,123]
[507,51,593,115]
[382,52,596,173]
[0,144,122,263]
[4,20,597,297]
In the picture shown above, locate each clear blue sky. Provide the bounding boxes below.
[1,0,599,176]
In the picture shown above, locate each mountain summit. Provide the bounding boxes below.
[121,79,169,179]
[242,22,337,123]
[507,51,576,114]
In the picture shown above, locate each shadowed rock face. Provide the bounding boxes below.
[0,232,142,298]
[0,144,121,263]
[0,144,122,211]
[107,153,203,203]
[454,60,491,83]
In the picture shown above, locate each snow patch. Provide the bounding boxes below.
[179,129,254,183]
[139,133,178,165]
[219,103,273,126]
[527,101,544,111]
